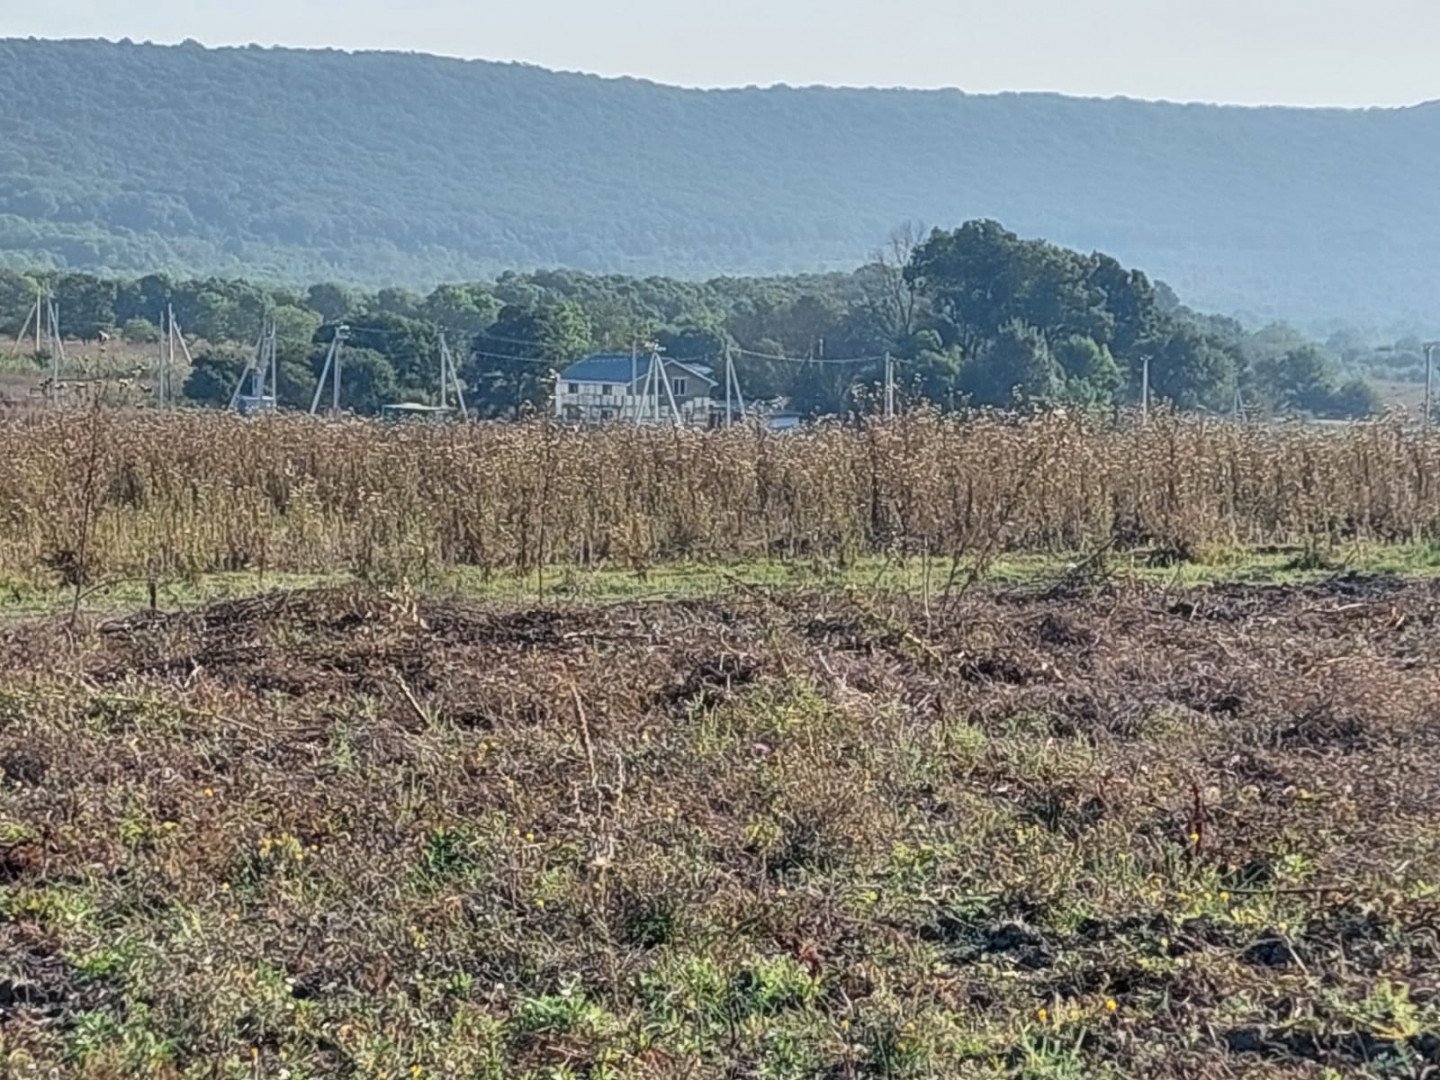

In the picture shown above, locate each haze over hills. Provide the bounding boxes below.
[0,37,1437,325]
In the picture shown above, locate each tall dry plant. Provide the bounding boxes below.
[0,410,1435,589]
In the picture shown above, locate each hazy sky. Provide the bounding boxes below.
[7,0,1439,107]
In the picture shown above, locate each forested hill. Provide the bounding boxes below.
[1,38,1438,324]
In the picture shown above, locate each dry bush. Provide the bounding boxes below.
[0,410,1435,587]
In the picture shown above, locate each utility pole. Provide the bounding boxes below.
[169,307,195,408]
[1141,354,1151,425]
[1424,341,1438,438]
[158,302,182,409]
[728,345,747,425]
[438,332,466,415]
[630,340,639,425]
[251,320,267,401]
[309,324,349,416]
[634,353,651,423]
[724,343,733,427]
[883,352,895,419]
[46,297,63,393]
[158,306,168,409]
[231,323,268,412]
[332,329,342,415]
[654,347,682,427]
[721,343,748,427]
[438,334,449,412]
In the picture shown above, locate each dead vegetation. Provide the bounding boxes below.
[0,410,1438,589]
[0,574,1437,1077]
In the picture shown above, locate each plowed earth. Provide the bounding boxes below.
[1,575,1437,1077]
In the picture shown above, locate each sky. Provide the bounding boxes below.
[5,0,1439,107]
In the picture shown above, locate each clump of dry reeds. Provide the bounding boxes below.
[0,409,1433,586]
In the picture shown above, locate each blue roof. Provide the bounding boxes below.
[560,354,717,385]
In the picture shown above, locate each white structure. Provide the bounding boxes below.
[555,353,718,426]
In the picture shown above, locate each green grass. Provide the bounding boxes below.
[7,540,1440,619]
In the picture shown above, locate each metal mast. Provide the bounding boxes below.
[309,325,349,416]
[438,332,466,415]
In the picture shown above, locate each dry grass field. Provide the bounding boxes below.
[0,575,1437,1077]
[0,409,1438,596]
[0,341,172,414]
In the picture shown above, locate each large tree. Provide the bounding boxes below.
[466,301,592,418]
[960,321,1063,408]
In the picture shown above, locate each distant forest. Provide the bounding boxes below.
[0,223,1385,420]
[0,39,1438,326]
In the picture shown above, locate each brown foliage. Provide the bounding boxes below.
[0,410,1436,587]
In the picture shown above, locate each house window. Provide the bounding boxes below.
[673,378,688,396]
[567,383,578,394]
[602,384,613,396]
[563,404,581,421]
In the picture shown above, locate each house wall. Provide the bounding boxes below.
[557,362,714,426]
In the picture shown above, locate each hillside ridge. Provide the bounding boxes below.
[1,37,1438,324]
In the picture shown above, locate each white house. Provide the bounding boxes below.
[555,354,718,425]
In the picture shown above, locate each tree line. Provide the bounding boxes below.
[0,221,1382,420]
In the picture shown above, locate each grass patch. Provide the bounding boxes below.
[6,540,1440,619]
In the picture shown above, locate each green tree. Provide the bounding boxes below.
[423,283,502,336]
[306,282,360,323]
[906,221,1109,356]
[1329,378,1384,419]
[120,317,160,344]
[1054,335,1123,406]
[321,345,397,415]
[182,344,249,405]
[52,274,117,339]
[369,287,422,318]
[658,324,728,365]
[960,321,1062,407]
[0,270,41,336]
[1251,345,1339,415]
[788,360,859,417]
[345,314,441,400]
[905,344,965,411]
[1143,324,1238,412]
[275,358,318,410]
[467,301,591,418]
[1084,254,1159,359]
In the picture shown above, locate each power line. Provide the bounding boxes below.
[471,347,572,366]
[473,330,581,349]
[327,325,890,369]
[734,346,888,366]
